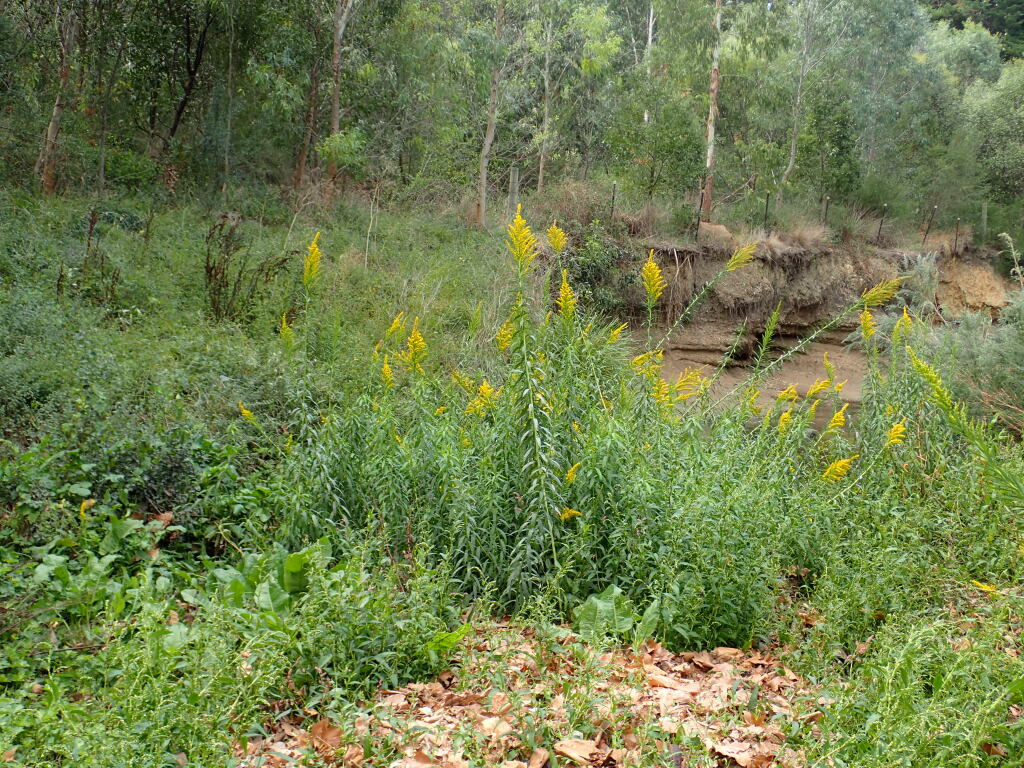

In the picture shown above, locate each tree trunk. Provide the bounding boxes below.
[293,65,320,192]
[36,8,80,195]
[643,2,654,123]
[699,0,722,221]
[327,0,357,185]
[477,0,505,227]
[537,19,552,194]
[98,7,135,192]
[163,8,213,152]
[781,2,815,189]
[222,10,235,201]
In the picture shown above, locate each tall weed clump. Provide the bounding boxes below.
[289,210,989,652]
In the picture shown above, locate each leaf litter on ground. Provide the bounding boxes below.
[237,625,827,768]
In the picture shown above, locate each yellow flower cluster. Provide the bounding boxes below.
[397,317,427,373]
[777,384,798,402]
[452,369,475,394]
[886,417,908,446]
[495,320,514,351]
[860,309,877,341]
[280,313,294,346]
[238,401,256,424]
[823,351,837,381]
[651,377,671,407]
[725,242,757,273]
[892,306,913,343]
[745,387,762,414]
[641,250,667,304]
[507,204,538,274]
[386,311,406,338]
[673,368,704,402]
[822,454,859,482]
[608,322,628,344]
[860,278,902,308]
[557,270,577,317]
[303,231,322,287]
[826,403,849,434]
[778,408,793,433]
[560,507,581,522]
[565,462,581,484]
[806,378,831,398]
[631,350,663,380]
[466,379,501,415]
[907,348,955,414]
[547,221,568,253]
[381,356,394,389]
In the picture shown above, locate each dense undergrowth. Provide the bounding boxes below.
[1,190,1022,766]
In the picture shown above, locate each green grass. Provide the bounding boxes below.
[1,190,1022,766]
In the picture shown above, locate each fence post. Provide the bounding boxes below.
[876,204,888,242]
[822,196,831,226]
[953,217,961,255]
[763,192,771,231]
[981,202,988,243]
[507,166,520,220]
[609,182,617,223]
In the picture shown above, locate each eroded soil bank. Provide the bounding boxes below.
[642,235,1012,407]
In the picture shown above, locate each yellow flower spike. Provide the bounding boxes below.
[560,507,581,522]
[495,321,514,351]
[971,580,997,593]
[822,455,859,481]
[826,403,849,433]
[834,379,848,394]
[745,388,762,414]
[386,311,406,338]
[372,339,383,361]
[886,417,908,446]
[434,406,447,415]
[465,379,501,415]
[907,347,956,413]
[507,204,539,273]
[303,231,322,287]
[806,378,832,398]
[572,420,582,432]
[725,242,757,273]
[547,221,568,254]
[452,369,475,394]
[397,317,427,373]
[777,384,798,402]
[566,462,581,484]
[79,498,96,519]
[778,408,793,433]
[641,250,667,304]
[280,313,294,346]
[608,322,628,344]
[885,404,896,416]
[630,350,664,380]
[557,269,577,317]
[892,306,913,343]
[823,351,837,381]
[582,321,594,336]
[381,356,394,389]
[651,377,671,406]
[238,402,256,424]
[808,399,822,419]
[673,368,704,402]
[860,308,877,341]
[860,278,903,308]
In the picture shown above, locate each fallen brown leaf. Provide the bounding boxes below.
[527,746,550,768]
[554,738,602,765]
